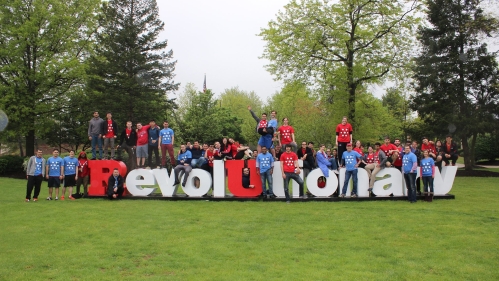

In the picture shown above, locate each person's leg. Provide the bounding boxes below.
[266,170,274,195]
[76,176,82,194]
[103,138,110,159]
[341,170,352,195]
[283,173,291,201]
[26,176,35,200]
[403,173,411,201]
[191,159,199,167]
[110,138,115,159]
[422,176,429,193]
[429,177,434,193]
[161,144,167,167]
[34,175,42,200]
[91,136,97,159]
[61,186,66,199]
[451,154,459,165]
[289,173,304,197]
[167,144,175,166]
[182,166,192,186]
[83,175,89,195]
[173,165,181,184]
[68,186,73,198]
[116,186,124,198]
[351,169,358,196]
[428,176,434,202]
[153,145,160,167]
[442,156,450,166]
[148,145,153,167]
[97,137,103,159]
[410,173,417,202]
[416,176,421,195]
[260,172,267,196]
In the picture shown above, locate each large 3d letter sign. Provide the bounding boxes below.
[88,160,457,199]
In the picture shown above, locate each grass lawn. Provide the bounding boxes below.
[0,177,498,280]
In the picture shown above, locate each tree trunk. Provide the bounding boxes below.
[18,136,24,157]
[25,130,35,157]
[469,132,477,167]
[462,135,473,171]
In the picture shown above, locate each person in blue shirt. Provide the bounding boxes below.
[173,145,193,187]
[147,120,161,168]
[420,150,436,202]
[62,150,79,200]
[25,149,46,202]
[159,121,175,169]
[340,143,362,198]
[402,145,418,203]
[256,146,275,198]
[316,144,332,178]
[45,149,64,200]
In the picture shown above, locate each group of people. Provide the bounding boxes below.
[25,109,460,203]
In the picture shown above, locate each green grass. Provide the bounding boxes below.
[1,177,498,280]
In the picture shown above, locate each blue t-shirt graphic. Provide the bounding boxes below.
[34,157,43,176]
[64,156,79,176]
[47,157,64,177]
[256,152,274,173]
[342,151,362,171]
[420,157,435,177]
[160,128,174,145]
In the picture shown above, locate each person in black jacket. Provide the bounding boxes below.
[107,169,124,199]
[101,112,118,159]
[117,121,137,170]
[442,135,459,166]
[297,141,315,177]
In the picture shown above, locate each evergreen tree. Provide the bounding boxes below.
[411,0,499,170]
[87,0,179,125]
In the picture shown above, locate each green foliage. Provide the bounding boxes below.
[86,0,179,125]
[259,0,420,126]
[0,155,24,175]
[411,0,499,170]
[219,87,263,145]
[474,134,499,161]
[179,89,243,144]
[0,0,102,156]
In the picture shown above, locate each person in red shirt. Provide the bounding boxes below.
[135,122,151,168]
[280,145,305,203]
[101,112,118,160]
[379,136,398,159]
[335,116,353,160]
[317,176,326,188]
[353,140,365,168]
[277,117,297,152]
[421,137,437,159]
[393,138,404,171]
[117,121,137,170]
[76,151,90,196]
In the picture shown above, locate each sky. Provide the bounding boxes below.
[157,0,290,102]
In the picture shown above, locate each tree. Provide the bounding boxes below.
[180,90,244,144]
[0,0,101,156]
[219,87,263,146]
[259,0,420,127]
[411,0,499,170]
[86,0,179,125]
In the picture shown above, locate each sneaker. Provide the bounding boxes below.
[339,194,345,198]
[301,195,307,199]
[351,194,358,198]
[33,198,38,202]
[60,196,65,201]
[286,201,290,204]
[46,197,52,201]
[269,194,277,198]
[25,199,30,202]
[55,197,59,200]
[69,196,75,200]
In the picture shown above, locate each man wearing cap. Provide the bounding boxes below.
[340,143,363,198]
[441,134,459,166]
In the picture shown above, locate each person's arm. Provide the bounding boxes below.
[294,159,301,174]
[411,155,418,172]
[113,121,118,138]
[45,161,49,179]
[26,157,33,178]
[281,160,286,179]
[277,130,282,146]
[248,106,260,122]
[88,121,92,139]
[431,164,435,178]
[60,162,64,179]
[171,134,174,146]
[131,131,137,148]
[291,132,296,144]
[270,157,274,174]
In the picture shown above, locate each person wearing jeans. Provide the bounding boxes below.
[280,145,304,203]
[173,145,193,187]
[402,145,418,203]
[25,149,46,202]
[340,143,362,198]
[420,150,436,202]
[101,112,118,160]
[88,111,103,160]
[256,146,275,198]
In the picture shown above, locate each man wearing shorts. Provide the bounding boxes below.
[46,149,64,200]
[62,150,78,200]
[135,122,151,168]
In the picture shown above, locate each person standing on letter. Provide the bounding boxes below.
[280,145,305,203]
[88,111,103,160]
[335,116,353,160]
[340,143,362,198]
[402,145,418,203]
[101,112,118,160]
[159,121,175,169]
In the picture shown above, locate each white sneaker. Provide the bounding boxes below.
[55,197,59,200]
[46,197,52,201]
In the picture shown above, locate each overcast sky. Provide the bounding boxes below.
[157,0,289,102]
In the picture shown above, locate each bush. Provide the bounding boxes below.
[0,155,25,175]
[474,134,499,162]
